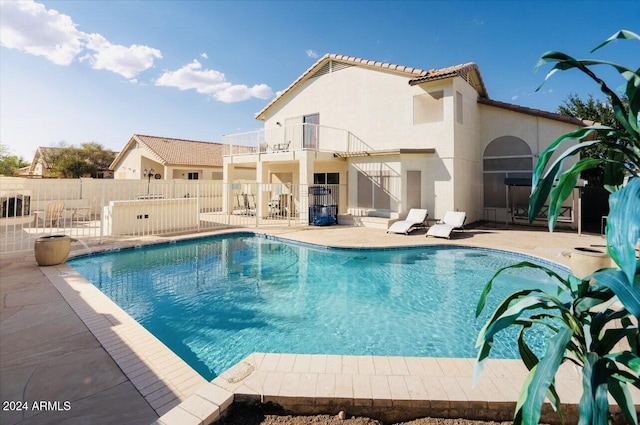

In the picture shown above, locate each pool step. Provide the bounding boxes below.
[337,214,392,229]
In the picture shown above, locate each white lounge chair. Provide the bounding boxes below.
[387,208,428,235]
[426,211,466,239]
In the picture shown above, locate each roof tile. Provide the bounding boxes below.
[133,135,226,167]
[477,98,586,126]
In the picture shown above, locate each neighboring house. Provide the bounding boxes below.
[110,134,251,181]
[26,146,64,177]
[26,146,115,178]
[222,53,584,224]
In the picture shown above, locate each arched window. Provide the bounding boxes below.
[483,136,533,208]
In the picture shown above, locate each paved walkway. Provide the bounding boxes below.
[1,224,626,425]
[0,252,158,425]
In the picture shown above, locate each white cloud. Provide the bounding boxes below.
[0,0,83,65]
[0,1,162,79]
[155,60,274,103]
[200,52,208,59]
[84,33,162,79]
[305,49,319,59]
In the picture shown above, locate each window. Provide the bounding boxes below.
[357,170,391,210]
[413,90,444,124]
[482,136,533,208]
[188,172,199,180]
[313,172,339,185]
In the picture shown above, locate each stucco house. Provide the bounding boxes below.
[111,134,250,181]
[222,54,584,225]
[25,146,115,178]
[26,147,64,177]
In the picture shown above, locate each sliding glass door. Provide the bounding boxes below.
[303,114,319,150]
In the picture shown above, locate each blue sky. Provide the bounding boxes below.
[1,0,638,161]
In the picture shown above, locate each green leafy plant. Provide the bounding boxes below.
[475,30,640,425]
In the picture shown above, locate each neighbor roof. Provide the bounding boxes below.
[29,146,64,172]
[110,134,225,170]
[255,54,489,120]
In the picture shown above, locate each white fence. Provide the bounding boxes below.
[0,177,343,253]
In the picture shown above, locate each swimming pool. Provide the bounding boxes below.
[68,233,567,380]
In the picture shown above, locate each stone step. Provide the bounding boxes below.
[337,214,391,229]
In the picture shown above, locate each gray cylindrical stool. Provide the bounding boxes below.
[34,235,71,266]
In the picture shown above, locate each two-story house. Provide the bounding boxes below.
[222,54,584,226]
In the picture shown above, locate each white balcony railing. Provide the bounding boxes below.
[223,124,371,156]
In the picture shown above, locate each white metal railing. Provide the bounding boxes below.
[223,124,371,156]
[0,177,345,254]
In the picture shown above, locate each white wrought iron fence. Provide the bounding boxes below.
[0,177,345,254]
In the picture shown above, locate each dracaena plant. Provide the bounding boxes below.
[475,30,640,425]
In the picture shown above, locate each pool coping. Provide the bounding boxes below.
[50,228,636,425]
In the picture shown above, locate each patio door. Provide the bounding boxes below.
[303,114,319,150]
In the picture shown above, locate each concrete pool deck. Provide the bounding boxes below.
[1,224,636,424]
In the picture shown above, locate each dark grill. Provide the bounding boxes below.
[1,195,31,218]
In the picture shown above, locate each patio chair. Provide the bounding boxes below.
[426,211,466,239]
[72,197,97,221]
[273,141,290,152]
[35,201,65,227]
[243,193,256,215]
[387,208,429,235]
[235,193,256,215]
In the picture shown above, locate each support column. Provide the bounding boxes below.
[222,159,233,214]
[298,153,314,223]
[298,152,314,186]
[256,161,269,218]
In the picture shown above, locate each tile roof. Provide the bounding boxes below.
[408,62,488,98]
[29,146,65,172]
[477,98,586,126]
[110,134,226,170]
[134,134,225,166]
[255,54,488,120]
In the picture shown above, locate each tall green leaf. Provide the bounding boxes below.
[607,370,639,425]
[605,352,640,374]
[514,327,573,425]
[536,52,635,138]
[476,262,566,316]
[517,330,565,422]
[548,158,602,229]
[591,30,640,53]
[592,270,640,318]
[605,177,640,282]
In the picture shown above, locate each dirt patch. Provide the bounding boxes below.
[215,402,512,425]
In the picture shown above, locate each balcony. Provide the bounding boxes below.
[222,124,371,157]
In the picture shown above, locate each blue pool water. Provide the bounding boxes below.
[68,233,567,380]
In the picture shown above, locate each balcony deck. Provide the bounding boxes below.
[223,123,372,157]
